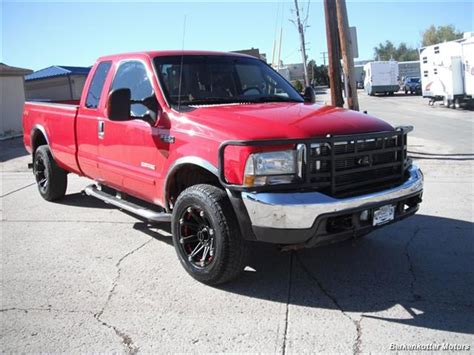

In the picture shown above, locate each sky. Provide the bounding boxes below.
[1,0,473,71]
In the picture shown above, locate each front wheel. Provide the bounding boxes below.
[33,145,67,201]
[171,184,248,285]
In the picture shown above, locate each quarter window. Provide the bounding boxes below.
[85,61,112,109]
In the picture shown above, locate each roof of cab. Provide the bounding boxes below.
[96,50,255,62]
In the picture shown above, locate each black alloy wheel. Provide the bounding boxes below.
[178,205,216,269]
[33,145,67,201]
[34,153,49,194]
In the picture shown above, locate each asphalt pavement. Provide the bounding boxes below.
[1,94,473,353]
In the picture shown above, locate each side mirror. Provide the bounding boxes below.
[303,86,316,103]
[108,88,131,121]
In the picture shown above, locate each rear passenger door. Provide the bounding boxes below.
[76,61,112,180]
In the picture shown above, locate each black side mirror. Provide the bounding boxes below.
[108,88,131,121]
[303,86,316,103]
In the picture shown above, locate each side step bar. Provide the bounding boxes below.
[84,185,171,223]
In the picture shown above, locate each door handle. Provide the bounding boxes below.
[98,121,105,139]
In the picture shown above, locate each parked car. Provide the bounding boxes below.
[23,51,424,285]
[403,77,421,95]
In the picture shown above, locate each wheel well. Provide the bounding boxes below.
[31,129,48,155]
[167,164,221,210]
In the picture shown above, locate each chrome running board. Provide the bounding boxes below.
[84,184,171,223]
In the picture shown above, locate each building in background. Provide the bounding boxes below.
[398,60,421,80]
[285,63,305,82]
[277,66,290,81]
[354,59,372,66]
[0,63,33,137]
[232,48,267,62]
[24,66,90,101]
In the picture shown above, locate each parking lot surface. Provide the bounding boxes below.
[1,92,473,353]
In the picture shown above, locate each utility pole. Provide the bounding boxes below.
[335,0,359,111]
[271,39,277,67]
[277,27,283,70]
[323,0,344,107]
[293,0,310,87]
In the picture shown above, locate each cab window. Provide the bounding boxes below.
[85,61,112,109]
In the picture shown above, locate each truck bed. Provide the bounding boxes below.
[23,101,81,174]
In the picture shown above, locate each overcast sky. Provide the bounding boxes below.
[2,0,472,70]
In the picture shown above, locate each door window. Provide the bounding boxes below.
[110,61,157,118]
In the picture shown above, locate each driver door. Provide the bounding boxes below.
[98,60,166,202]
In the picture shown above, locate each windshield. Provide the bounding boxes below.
[153,55,303,107]
[409,78,420,83]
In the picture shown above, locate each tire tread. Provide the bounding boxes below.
[34,145,67,201]
[172,184,248,285]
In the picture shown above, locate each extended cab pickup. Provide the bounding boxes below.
[23,51,424,284]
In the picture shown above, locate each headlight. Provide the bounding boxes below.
[243,150,297,186]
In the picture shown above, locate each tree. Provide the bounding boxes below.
[307,60,329,86]
[422,25,463,46]
[293,79,304,92]
[373,41,418,61]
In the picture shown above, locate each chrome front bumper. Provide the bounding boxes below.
[241,165,423,230]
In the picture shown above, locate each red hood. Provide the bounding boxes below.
[179,102,394,140]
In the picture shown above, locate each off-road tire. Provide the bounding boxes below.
[171,184,248,285]
[33,145,67,201]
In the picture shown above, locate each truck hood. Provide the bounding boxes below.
[178,102,394,140]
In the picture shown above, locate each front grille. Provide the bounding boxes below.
[218,126,412,198]
[304,131,408,197]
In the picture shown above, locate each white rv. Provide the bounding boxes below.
[420,34,474,108]
[363,61,399,95]
[462,36,474,100]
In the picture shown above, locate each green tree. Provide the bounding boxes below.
[373,41,418,61]
[422,25,463,46]
[307,60,329,86]
[293,79,304,92]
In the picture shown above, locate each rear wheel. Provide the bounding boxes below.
[33,145,67,201]
[171,184,248,285]
[453,98,461,109]
[443,96,450,107]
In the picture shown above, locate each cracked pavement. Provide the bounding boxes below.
[1,93,474,352]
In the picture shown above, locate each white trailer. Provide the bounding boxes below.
[420,34,474,108]
[462,36,474,100]
[354,65,364,88]
[363,61,399,96]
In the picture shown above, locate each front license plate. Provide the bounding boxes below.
[373,204,395,226]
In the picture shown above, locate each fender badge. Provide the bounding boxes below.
[140,162,156,170]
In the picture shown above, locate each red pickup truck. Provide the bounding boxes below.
[23,50,424,284]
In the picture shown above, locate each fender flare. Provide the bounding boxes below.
[163,156,218,211]
[30,124,53,158]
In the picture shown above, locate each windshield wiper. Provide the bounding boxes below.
[175,95,303,106]
[241,96,303,103]
[178,97,240,106]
